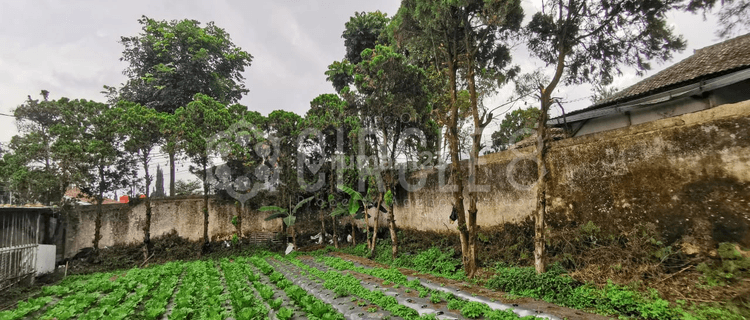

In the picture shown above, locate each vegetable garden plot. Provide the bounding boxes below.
[2,252,548,320]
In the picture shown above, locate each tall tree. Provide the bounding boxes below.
[343,11,391,65]
[153,165,166,198]
[9,91,64,204]
[266,110,304,245]
[52,99,135,252]
[302,94,361,248]
[175,94,233,250]
[115,101,165,259]
[324,11,391,94]
[394,0,523,278]
[526,0,686,273]
[346,44,434,259]
[118,15,253,196]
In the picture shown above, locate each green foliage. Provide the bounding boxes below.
[119,16,253,113]
[383,189,393,207]
[269,297,283,310]
[174,179,201,195]
[460,301,490,318]
[490,107,541,152]
[429,294,441,304]
[446,298,465,311]
[261,196,314,227]
[392,247,464,280]
[485,263,683,319]
[696,243,750,287]
[276,307,294,320]
[343,11,391,65]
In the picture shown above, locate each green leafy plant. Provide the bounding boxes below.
[460,301,490,319]
[447,298,465,311]
[276,307,294,320]
[262,196,314,228]
[429,294,441,304]
[269,297,283,310]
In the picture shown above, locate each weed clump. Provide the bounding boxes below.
[696,243,750,287]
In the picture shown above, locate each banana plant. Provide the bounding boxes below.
[262,196,314,249]
[335,185,375,247]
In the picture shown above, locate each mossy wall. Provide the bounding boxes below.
[393,100,750,253]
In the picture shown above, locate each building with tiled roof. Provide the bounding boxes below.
[549,33,750,136]
[63,187,119,205]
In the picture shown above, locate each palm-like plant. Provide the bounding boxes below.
[335,185,375,247]
[262,196,314,249]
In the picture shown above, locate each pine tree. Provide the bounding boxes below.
[153,165,166,198]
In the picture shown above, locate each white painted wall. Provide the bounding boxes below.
[36,245,56,275]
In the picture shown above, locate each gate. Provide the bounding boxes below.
[0,209,41,290]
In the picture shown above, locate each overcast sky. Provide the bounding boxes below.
[0,0,724,186]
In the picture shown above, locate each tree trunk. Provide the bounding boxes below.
[364,200,370,251]
[351,223,356,246]
[535,92,551,274]
[369,195,382,258]
[169,150,176,197]
[321,210,326,245]
[234,203,242,247]
[282,223,288,247]
[93,165,105,253]
[388,202,398,259]
[93,198,103,252]
[534,40,567,274]
[465,59,484,278]
[202,162,210,251]
[143,157,152,261]
[333,215,339,248]
[446,62,472,277]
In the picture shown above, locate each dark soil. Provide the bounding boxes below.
[62,229,279,275]
[0,272,64,311]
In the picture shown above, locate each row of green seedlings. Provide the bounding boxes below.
[0,263,172,320]
[249,255,345,320]
[169,260,229,320]
[315,256,540,320]
[219,257,274,320]
[280,254,438,320]
[79,261,184,320]
[0,270,121,320]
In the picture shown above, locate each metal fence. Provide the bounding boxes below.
[0,210,40,290]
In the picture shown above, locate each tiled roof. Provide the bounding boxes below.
[575,32,750,114]
[64,187,118,204]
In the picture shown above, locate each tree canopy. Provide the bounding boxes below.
[119,16,254,113]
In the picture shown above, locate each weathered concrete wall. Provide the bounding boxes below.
[393,100,750,251]
[62,101,750,256]
[391,147,538,233]
[63,196,281,258]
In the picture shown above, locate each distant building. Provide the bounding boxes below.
[63,187,119,205]
[549,33,750,137]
